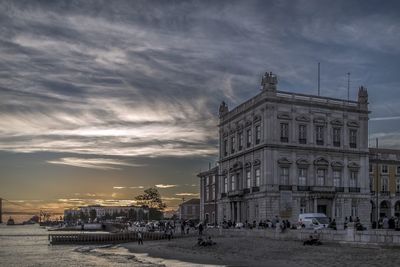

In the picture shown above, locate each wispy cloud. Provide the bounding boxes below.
[155,184,178,189]
[47,157,142,170]
[129,186,145,189]
[370,116,400,121]
[113,186,125,190]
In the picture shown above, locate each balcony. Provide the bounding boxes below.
[380,191,390,196]
[220,193,227,198]
[316,140,324,146]
[349,187,360,193]
[252,186,260,192]
[228,190,244,197]
[243,188,250,194]
[279,185,292,191]
[280,137,288,143]
[349,143,357,148]
[299,138,307,144]
[335,187,344,192]
[297,186,310,191]
[311,186,335,192]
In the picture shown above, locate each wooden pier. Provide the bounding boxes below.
[49,231,195,245]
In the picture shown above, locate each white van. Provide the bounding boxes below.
[298,213,329,229]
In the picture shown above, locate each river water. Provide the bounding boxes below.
[0,224,213,267]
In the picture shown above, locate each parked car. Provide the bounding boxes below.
[298,213,329,230]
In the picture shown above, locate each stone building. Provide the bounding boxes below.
[179,198,200,221]
[198,166,218,225]
[369,148,400,222]
[213,72,371,225]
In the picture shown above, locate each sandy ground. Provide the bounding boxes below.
[122,234,400,267]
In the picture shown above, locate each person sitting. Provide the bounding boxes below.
[303,231,322,246]
[329,219,337,230]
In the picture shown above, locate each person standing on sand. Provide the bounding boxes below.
[138,231,143,245]
[198,222,204,236]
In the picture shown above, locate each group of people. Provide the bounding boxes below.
[374,216,400,230]
[222,216,294,230]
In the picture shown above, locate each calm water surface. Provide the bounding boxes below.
[0,224,211,267]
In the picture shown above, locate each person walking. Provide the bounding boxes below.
[198,222,204,236]
[137,231,143,245]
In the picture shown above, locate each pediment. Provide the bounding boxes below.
[278,157,292,166]
[245,120,252,127]
[253,115,261,122]
[245,162,252,169]
[313,117,326,124]
[296,115,310,122]
[331,161,344,169]
[253,159,261,166]
[330,118,343,126]
[347,121,359,128]
[296,159,310,166]
[277,113,292,120]
[348,162,360,169]
[314,157,329,167]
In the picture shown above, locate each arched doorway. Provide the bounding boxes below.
[370,200,377,223]
[395,201,400,218]
[380,201,391,218]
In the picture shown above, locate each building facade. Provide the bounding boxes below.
[198,166,218,225]
[201,72,371,226]
[369,148,400,222]
[64,205,149,221]
[179,198,200,221]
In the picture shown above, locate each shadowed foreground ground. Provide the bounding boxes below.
[122,235,400,266]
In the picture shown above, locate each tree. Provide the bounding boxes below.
[135,187,166,210]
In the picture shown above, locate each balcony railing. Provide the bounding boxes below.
[297,186,310,191]
[311,186,335,192]
[380,191,390,196]
[349,143,357,148]
[252,186,260,192]
[316,140,324,146]
[299,138,307,144]
[228,190,244,197]
[349,187,360,193]
[280,137,288,143]
[243,188,250,194]
[279,185,292,191]
[220,193,227,198]
[335,187,344,192]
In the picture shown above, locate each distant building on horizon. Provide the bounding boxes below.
[178,198,200,221]
[64,205,149,221]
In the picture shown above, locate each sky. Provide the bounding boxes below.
[1,0,400,215]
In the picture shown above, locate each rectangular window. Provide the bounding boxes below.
[280,123,289,142]
[316,126,324,145]
[382,165,388,174]
[351,202,358,217]
[212,175,215,184]
[224,177,228,193]
[205,187,209,201]
[369,164,373,173]
[381,177,388,192]
[298,169,307,186]
[317,169,325,186]
[206,176,209,185]
[223,139,228,156]
[333,170,341,187]
[370,175,374,191]
[246,170,251,188]
[255,125,261,144]
[246,129,252,147]
[230,175,236,191]
[349,129,357,148]
[397,166,400,174]
[299,124,307,144]
[350,171,357,188]
[238,132,243,150]
[280,167,289,185]
[212,185,215,200]
[333,128,341,147]
[255,168,260,187]
[396,177,400,192]
[231,136,236,154]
